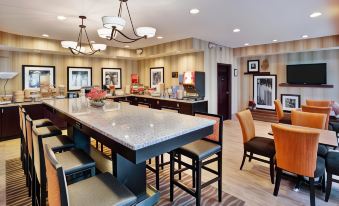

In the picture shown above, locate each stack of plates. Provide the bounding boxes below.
[13,91,24,103]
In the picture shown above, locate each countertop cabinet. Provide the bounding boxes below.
[0,106,20,140]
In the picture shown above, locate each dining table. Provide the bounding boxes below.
[42,98,215,205]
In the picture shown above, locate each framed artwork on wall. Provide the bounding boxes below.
[281,94,301,111]
[172,72,178,78]
[150,67,164,88]
[22,65,55,90]
[67,67,92,91]
[101,68,122,89]
[253,74,277,110]
[247,60,260,73]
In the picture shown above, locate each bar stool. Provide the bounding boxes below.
[44,145,136,206]
[32,123,96,206]
[325,151,339,202]
[170,112,223,206]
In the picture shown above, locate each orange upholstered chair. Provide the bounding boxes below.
[274,100,291,124]
[301,105,331,130]
[236,110,276,184]
[271,124,325,206]
[306,100,332,107]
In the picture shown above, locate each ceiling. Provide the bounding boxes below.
[0,0,338,49]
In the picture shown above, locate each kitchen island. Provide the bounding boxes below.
[42,98,214,205]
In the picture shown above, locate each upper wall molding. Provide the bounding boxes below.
[233,35,339,58]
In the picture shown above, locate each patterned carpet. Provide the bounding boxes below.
[6,158,245,206]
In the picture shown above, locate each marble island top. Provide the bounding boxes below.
[43,98,214,150]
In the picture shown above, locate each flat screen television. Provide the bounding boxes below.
[286,63,327,85]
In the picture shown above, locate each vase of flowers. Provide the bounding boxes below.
[87,87,107,107]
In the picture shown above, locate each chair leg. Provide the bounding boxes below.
[41,181,47,206]
[195,160,202,206]
[270,157,275,184]
[325,173,332,202]
[240,150,246,170]
[32,169,36,206]
[178,154,182,180]
[161,154,164,170]
[309,177,315,206]
[155,156,160,190]
[218,152,222,202]
[273,168,282,196]
[148,158,151,164]
[321,175,326,193]
[192,159,196,188]
[170,152,174,202]
[249,152,253,162]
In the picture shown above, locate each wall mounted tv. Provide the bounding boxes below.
[286,63,327,85]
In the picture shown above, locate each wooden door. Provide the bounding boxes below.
[217,64,232,120]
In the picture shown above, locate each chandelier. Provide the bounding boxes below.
[61,16,107,55]
[99,0,156,43]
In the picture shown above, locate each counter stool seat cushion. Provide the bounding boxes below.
[326,152,339,174]
[33,119,54,128]
[244,136,275,157]
[177,139,221,160]
[55,149,96,176]
[42,135,74,152]
[33,126,62,138]
[317,144,328,158]
[68,172,137,206]
[314,156,326,177]
[279,116,291,125]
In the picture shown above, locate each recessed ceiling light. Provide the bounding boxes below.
[190,8,200,14]
[124,45,130,48]
[57,16,67,21]
[244,43,249,46]
[157,36,164,39]
[233,28,240,33]
[42,34,49,37]
[302,35,309,38]
[273,39,278,42]
[310,12,322,18]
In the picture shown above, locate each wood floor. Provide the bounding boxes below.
[0,119,338,206]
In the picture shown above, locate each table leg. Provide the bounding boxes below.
[113,153,160,205]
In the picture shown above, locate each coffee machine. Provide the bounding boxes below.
[182,71,205,100]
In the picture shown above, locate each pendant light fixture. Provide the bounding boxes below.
[61,16,107,55]
[99,0,156,43]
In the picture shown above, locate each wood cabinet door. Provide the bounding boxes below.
[1,106,20,138]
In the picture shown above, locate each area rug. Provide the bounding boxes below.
[6,158,245,206]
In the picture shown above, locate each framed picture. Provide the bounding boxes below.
[67,67,92,91]
[253,74,277,110]
[247,60,260,73]
[101,68,122,89]
[150,67,164,88]
[172,72,178,78]
[22,65,55,90]
[281,94,301,111]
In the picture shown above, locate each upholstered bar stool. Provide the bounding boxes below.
[236,110,276,184]
[44,145,137,206]
[274,100,291,124]
[170,112,223,206]
[32,125,96,206]
[325,151,339,202]
[272,124,325,206]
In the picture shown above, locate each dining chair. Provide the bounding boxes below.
[301,105,331,130]
[236,109,276,184]
[44,145,137,206]
[271,124,325,206]
[170,112,223,206]
[325,151,339,202]
[306,99,332,107]
[274,100,291,124]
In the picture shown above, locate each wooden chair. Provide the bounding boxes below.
[274,100,291,124]
[236,110,276,184]
[43,145,137,206]
[306,99,332,107]
[301,105,331,130]
[271,124,325,206]
[325,151,339,202]
[170,112,223,206]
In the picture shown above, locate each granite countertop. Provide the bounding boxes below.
[43,98,214,150]
[0,101,43,108]
[107,94,207,104]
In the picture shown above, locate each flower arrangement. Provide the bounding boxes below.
[87,87,107,107]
